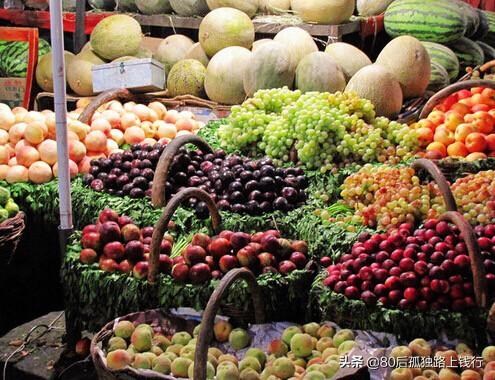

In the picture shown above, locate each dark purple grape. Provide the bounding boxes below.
[213,158,223,166]
[285,176,298,187]
[145,189,152,197]
[116,175,130,188]
[275,168,285,177]
[214,179,224,192]
[294,168,304,176]
[217,200,230,211]
[139,159,152,169]
[245,180,258,193]
[230,191,244,204]
[248,190,263,202]
[244,161,258,171]
[143,144,153,152]
[296,175,309,188]
[298,190,307,202]
[220,171,235,184]
[228,181,243,193]
[131,159,141,169]
[129,168,141,179]
[208,171,220,182]
[259,158,273,166]
[121,161,132,172]
[214,149,226,158]
[195,202,209,219]
[231,204,246,213]
[133,176,148,190]
[260,165,275,177]
[148,150,161,163]
[115,190,124,197]
[113,160,123,169]
[97,172,108,182]
[90,159,100,167]
[106,174,117,187]
[240,171,253,183]
[260,201,272,213]
[109,168,122,177]
[259,177,275,191]
[187,165,197,175]
[281,187,298,203]
[122,183,134,195]
[109,152,123,161]
[90,179,104,192]
[90,166,100,176]
[274,197,289,211]
[246,200,261,215]
[122,151,133,162]
[100,159,112,171]
[204,153,215,162]
[175,172,188,186]
[200,161,214,173]
[226,155,241,167]
[188,176,202,187]
[83,174,94,185]
[274,176,285,189]
[263,192,276,202]
[196,170,205,177]
[130,188,145,198]
[131,144,141,151]
[142,168,154,181]
[148,181,153,189]
[286,168,297,176]
[252,170,261,180]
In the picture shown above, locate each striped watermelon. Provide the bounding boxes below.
[482,10,495,46]
[0,39,51,78]
[476,41,495,61]
[447,37,485,70]
[421,41,459,82]
[427,62,449,92]
[472,9,490,40]
[452,0,479,38]
[384,0,467,44]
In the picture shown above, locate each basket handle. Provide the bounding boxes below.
[152,135,214,208]
[419,79,495,119]
[78,88,133,125]
[439,211,487,309]
[148,188,222,283]
[193,268,265,380]
[480,59,495,74]
[411,159,457,212]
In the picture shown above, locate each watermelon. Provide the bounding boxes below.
[0,39,51,78]
[384,0,467,44]
[472,10,490,41]
[452,0,479,38]
[427,62,450,92]
[482,10,495,46]
[476,41,495,61]
[447,37,485,70]
[421,41,459,82]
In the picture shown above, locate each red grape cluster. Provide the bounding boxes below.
[322,220,495,312]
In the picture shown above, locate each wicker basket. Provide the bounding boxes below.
[90,268,265,380]
[0,211,25,265]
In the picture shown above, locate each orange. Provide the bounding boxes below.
[447,142,469,158]
[465,132,487,153]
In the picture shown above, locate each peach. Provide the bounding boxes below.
[8,157,17,166]
[68,120,89,140]
[69,140,87,163]
[120,112,140,131]
[426,142,447,157]
[17,146,40,167]
[107,100,124,115]
[67,130,80,142]
[38,139,58,165]
[155,121,176,139]
[445,111,464,132]
[101,110,121,129]
[85,130,107,152]
[133,104,151,121]
[23,111,44,124]
[91,118,112,136]
[139,121,155,138]
[53,160,78,178]
[106,139,119,155]
[123,101,136,112]
[482,88,495,98]
[455,123,475,142]
[28,161,53,184]
[109,129,124,145]
[164,110,179,124]
[124,126,145,144]
[417,127,434,146]
[466,111,494,134]
[451,103,471,116]
[114,320,135,339]
[229,328,250,350]
[76,98,91,109]
[176,118,195,132]
[390,368,413,380]
[0,146,10,165]
[6,165,28,183]
[272,357,295,379]
[484,370,495,380]
[447,142,469,157]
[148,102,167,119]
[466,152,487,161]
[427,110,445,126]
[465,132,487,153]
[0,165,8,180]
[438,368,460,380]
[290,333,313,358]
[44,112,56,138]
[143,138,157,146]
[176,130,192,137]
[214,320,233,343]
[15,139,32,155]
[25,121,47,144]
[268,339,289,357]
[434,126,455,146]
[0,109,15,131]
[460,370,481,380]
[435,350,458,367]
[9,123,26,144]
[417,119,436,132]
[0,129,8,145]
[78,156,92,174]
[106,349,132,370]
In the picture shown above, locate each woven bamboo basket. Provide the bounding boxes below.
[0,211,25,265]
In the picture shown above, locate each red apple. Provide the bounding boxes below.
[82,224,98,235]
[160,240,172,255]
[388,289,402,305]
[344,286,359,299]
[133,261,149,279]
[374,283,388,297]
[374,268,388,282]
[99,258,118,273]
[230,232,251,251]
[399,272,418,288]
[99,208,119,224]
[80,248,98,264]
[358,266,373,281]
[119,260,133,274]
[248,242,262,254]
[81,232,101,251]
[191,233,211,249]
[399,257,414,272]
[207,238,231,260]
[117,215,133,227]
[277,238,292,258]
[141,226,154,238]
[125,240,144,262]
[384,276,401,290]
[279,260,296,275]
[189,263,211,284]
[291,240,308,254]
[264,229,281,238]
[219,255,238,273]
[290,252,307,269]
[159,255,173,274]
[258,252,276,268]
[121,224,141,242]
[414,261,428,276]
[172,263,189,282]
[361,290,377,305]
[320,256,332,267]
[219,230,234,240]
[404,287,419,302]
[183,245,207,266]
[431,279,450,294]
[260,234,281,253]
[173,256,185,265]
[212,270,223,280]
[103,241,125,261]
[237,247,257,268]
[205,256,216,270]
[142,236,152,246]
[251,232,264,243]
[99,222,121,245]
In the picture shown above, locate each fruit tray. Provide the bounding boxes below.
[310,211,493,345]
[0,210,24,265]
[61,188,317,334]
[90,268,265,380]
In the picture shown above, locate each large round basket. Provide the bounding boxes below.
[0,211,25,265]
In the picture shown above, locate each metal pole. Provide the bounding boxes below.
[74,0,87,53]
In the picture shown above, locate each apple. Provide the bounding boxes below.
[160,240,172,255]
[207,238,231,260]
[103,241,125,261]
[277,238,293,258]
[183,245,207,266]
[189,263,211,284]
[212,270,222,280]
[99,208,119,224]
[125,240,144,262]
[213,320,232,342]
[219,230,234,240]
[258,252,276,268]
[251,232,264,243]
[171,263,189,282]
[237,247,257,268]
[82,224,98,235]
[117,215,133,228]
[219,255,238,273]
[121,224,141,242]
[99,221,121,245]
[191,233,211,249]
[385,276,401,290]
[80,248,98,264]
[290,252,307,269]
[159,255,173,274]
[483,346,495,363]
[141,226,154,238]
[205,255,216,270]
[460,369,481,380]
[279,260,297,275]
[99,258,118,273]
[132,261,149,279]
[408,338,431,357]
[119,259,133,274]
[389,345,412,359]
[260,234,281,253]
[230,232,251,251]
[389,368,413,380]
[248,242,263,254]
[438,368,461,380]
[81,232,101,250]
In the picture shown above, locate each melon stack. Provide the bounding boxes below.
[384,0,495,90]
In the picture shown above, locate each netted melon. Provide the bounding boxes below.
[77,49,106,65]
[170,0,209,16]
[67,59,96,96]
[199,7,255,57]
[134,47,153,58]
[324,42,371,80]
[167,59,207,97]
[154,34,195,75]
[290,0,355,24]
[136,0,172,14]
[295,52,346,93]
[205,46,251,104]
[345,64,403,118]
[90,14,143,61]
[185,43,210,67]
[356,0,393,16]
[36,51,75,92]
[252,39,272,51]
[206,0,259,18]
[259,0,291,14]
[273,27,318,72]
[244,41,294,97]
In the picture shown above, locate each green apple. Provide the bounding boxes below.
[332,329,354,348]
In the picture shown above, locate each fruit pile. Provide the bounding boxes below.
[102,319,359,380]
[0,100,202,184]
[218,88,420,173]
[83,145,309,215]
[316,165,443,230]
[0,186,19,222]
[322,220,495,312]
[414,86,495,160]
[79,208,175,277]
[387,339,495,380]
[79,209,310,282]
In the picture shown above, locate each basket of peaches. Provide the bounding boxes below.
[312,210,495,344]
[411,80,495,165]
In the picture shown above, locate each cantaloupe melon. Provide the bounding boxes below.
[154,34,195,74]
[167,59,206,97]
[67,59,96,96]
[185,43,210,67]
[376,36,431,98]
[295,52,346,93]
[112,56,137,63]
[134,47,153,58]
[206,0,259,18]
[36,51,75,92]
[205,46,251,104]
[324,42,372,80]
[199,7,255,57]
[273,27,318,72]
[356,0,393,16]
[90,15,143,61]
[290,0,355,24]
[345,64,403,118]
[77,49,106,65]
[252,39,272,51]
[170,0,209,16]
[135,0,172,14]
[244,41,295,97]
[259,0,291,14]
